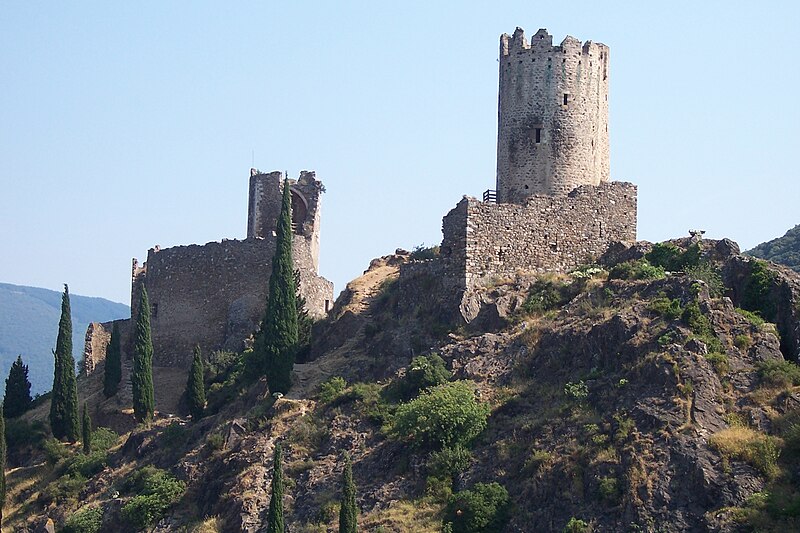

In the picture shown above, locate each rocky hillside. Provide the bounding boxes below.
[5,239,800,532]
[748,224,800,273]
[0,283,130,395]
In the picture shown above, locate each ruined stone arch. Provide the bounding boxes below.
[290,187,308,235]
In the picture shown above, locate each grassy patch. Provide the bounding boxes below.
[709,426,782,479]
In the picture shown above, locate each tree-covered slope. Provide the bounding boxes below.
[0,283,129,395]
[747,224,800,273]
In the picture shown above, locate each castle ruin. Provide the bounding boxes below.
[85,170,333,370]
[402,27,637,319]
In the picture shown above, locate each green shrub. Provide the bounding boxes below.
[5,418,47,454]
[742,260,777,322]
[392,381,490,450]
[608,259,665,281]
[393,353,451,401]
[43,438,70,464]
[40,474,86,505]
[91,427,119,451]
[563,517,590,533]
[564,380,589,402]
[120,467,186,529]
[685,262,725,297]
[206,432,225,451]
[521,278,579,314]
[735,308,766,327]
[429,445,472,479]
[410,244,440,261]
[646,242,701,271]
[758,360,800,388]
[62,506,103,533]
[706,352,730,375]
[161,421,188,449]
[443,482,510,533]
[598,476,621,504]
[66,449,108,478]
[318,376,347,404]
[682,301,713,337]
[648,296,683,320]
[734,334,752,350]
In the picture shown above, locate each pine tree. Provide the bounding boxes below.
[265,442,285,533]
[4,355,32,418]
[0,404,6,528]
[131,286,155,423]
[103,321,122,397]
[49,284,80,441]
[339,453,358,533]
[82,401,92,454]
[186,345,205,421]
[257,177,299,394]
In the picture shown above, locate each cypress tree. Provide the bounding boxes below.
[4,355,32,418]
[294,269,313,363]
[339,454,358,533]
[131,286,155,423]
[103,321,122,397]
[82,401,92,454]
[0,404,6,528]
[186,345,205,421]
[265,442,285,533]
[258,177,299,394]
[49,284,80,441]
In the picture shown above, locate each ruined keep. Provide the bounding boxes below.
[85,170,333,370]
[401,27,637,319]
[497,27,610,202]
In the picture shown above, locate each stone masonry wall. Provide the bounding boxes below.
[497,28,610,203]
[83,318,131,375]
[135,236,332,367]
[442,182,637,289]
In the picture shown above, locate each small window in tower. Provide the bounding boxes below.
[563,93,568,105]
[535,128,542,143]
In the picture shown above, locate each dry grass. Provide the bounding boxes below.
[709,426,783,480]
[361,499,444,532]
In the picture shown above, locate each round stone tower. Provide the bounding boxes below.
[496,27,610,203]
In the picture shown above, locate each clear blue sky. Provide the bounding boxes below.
[1,1,798,305]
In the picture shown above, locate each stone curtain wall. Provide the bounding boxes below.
[496,28,610,203]
[442,182,637,289]
[135,235,332,367]
[82,318,131,375]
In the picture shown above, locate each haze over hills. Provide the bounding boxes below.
[0,283,129,396]
[747,224,800,273]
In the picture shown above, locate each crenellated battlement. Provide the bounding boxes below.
[500,28,607,59]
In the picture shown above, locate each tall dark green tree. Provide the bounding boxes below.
[103,321,122,398]
[0,404,6,528]
[185,345,205,421]
[4,356,32,418]
[49,284,80,441]
[131,286,155,423]
[294,269,314,363]
[266,442,285,533]
[257,177,299,394]
[339,454,358,533]
[82,401,92,454]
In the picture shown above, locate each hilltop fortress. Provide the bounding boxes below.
[84,26,636,376]
[401,27,637,320]
[84,171,333,371]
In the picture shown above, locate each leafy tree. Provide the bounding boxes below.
[394,353,450,401]
[266,443,285,533]
[49,284,80,441]
[339,453,358,533]
[392,381,490,450]
[4,355,32,418]
[256,177,299,394]
[103,321,122,397]
[0,404,6,527]
[131,286,155,423]
[82,401,92,454]
[186,345,205,421]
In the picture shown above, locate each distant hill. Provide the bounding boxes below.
[747,224,800,273]
[0,283,129,396]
